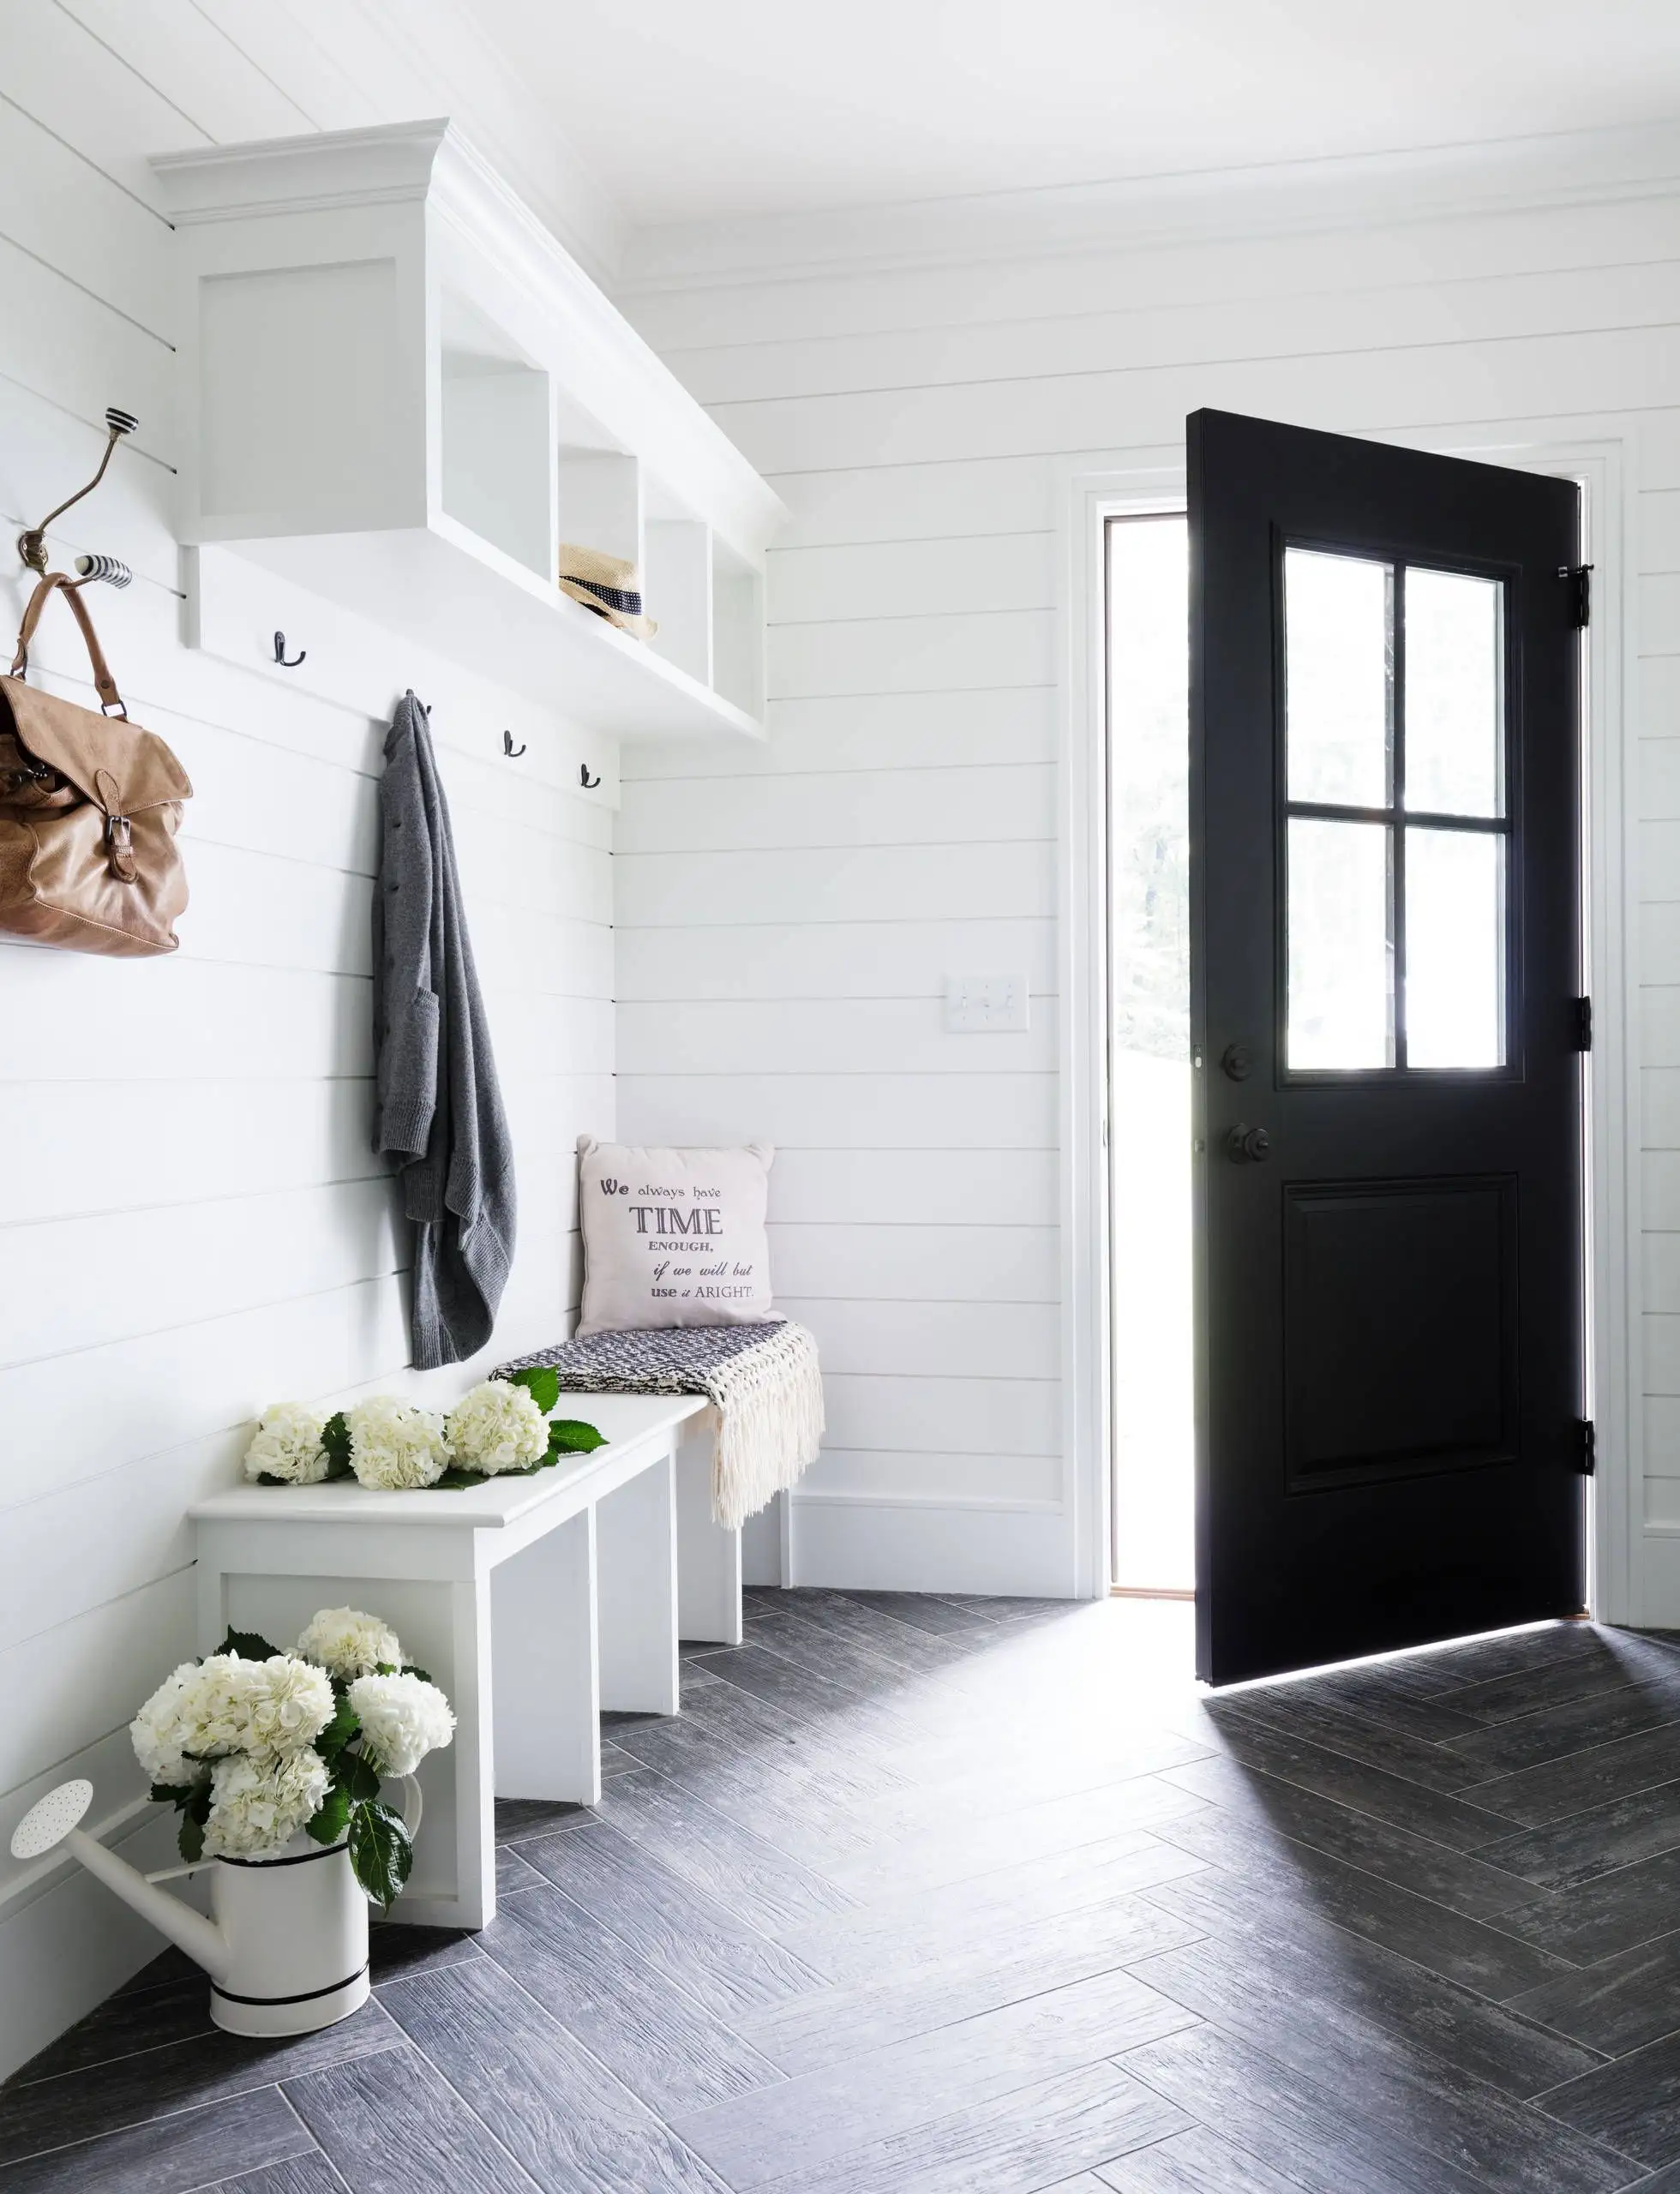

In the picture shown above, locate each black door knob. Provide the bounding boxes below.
[1221,1043,1254,1081]
[1227,1124,1271,1163]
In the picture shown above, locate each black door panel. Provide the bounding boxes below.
[1188,410,1584,1684]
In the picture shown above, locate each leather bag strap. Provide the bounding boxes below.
[10,572,127,717]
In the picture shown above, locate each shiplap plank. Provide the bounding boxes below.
[621,689,1058,782]
[615,842,1053,927]
[1641,740,1680,824]
[0,378,178,590]
[767,1221,1058,1303]
[767,532,1055,624]
[0,93,173,339]
[769,606,1053,698]
[0,1569,194,1796]
[716,325,1680,477]
[1642,491,1680,574]
[674,258,1680,409]
[616,763,1054,852]
[822,1372,1060,1458]
[616,1071,1055,1149]
[1646,1313,1680,1394]
[777,1298,1060,1381]
[769,1148,1057,1226]
[1642,657,1680,749]
[625,193,1680,353]
[616,915,1058,1003]
[55,0,318,143]
[618,998,1056,1077]
[0,0,213,209]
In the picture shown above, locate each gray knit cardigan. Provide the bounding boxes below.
[372,691,516,1367]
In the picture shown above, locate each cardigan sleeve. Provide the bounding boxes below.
[373,693,440,1163]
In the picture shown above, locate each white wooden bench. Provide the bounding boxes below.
[189,1395,741,1929]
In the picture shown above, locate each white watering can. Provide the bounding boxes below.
[10,1777,419,2036]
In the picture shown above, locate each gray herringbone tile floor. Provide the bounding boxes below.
[6,1593,1680,2191]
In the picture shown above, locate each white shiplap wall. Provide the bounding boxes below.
[0,3,611,2075]
[616,179,1680,1608]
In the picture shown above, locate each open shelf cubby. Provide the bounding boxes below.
[153,119,783,740]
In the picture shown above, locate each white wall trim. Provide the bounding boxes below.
[1059,428,1641,1623]
[617,120,1680,293]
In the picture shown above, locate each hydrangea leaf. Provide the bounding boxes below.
[213,1628,279,1661]
[177,1783,211,1864]
[321,1412,354,1478]
[150,1781,200,1806]
[348,1797,412,1910]
[334,1748,381,1803]
[549,1418,607,1455]
[306,1782,351,1845]
[314,1691,359,1760]
[506,1364,561,1414]
[426,1465,490,1490]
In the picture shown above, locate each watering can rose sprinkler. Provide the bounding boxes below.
[9,1609,454,2038]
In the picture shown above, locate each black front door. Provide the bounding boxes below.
[1188,409,1586,1686]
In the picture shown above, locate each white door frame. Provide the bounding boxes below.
[1058,429,1640,1622]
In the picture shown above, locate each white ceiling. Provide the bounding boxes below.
[463,0,1680,228]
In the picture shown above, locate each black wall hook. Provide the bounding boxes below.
[580,764,601,789]
[273,631,306,668]
[503,731,527,758]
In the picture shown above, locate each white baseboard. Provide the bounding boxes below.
[785,1495,1078,1598]
[0,1805,185,2085]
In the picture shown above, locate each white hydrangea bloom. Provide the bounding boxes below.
[243,1401,330,1484]
[138,1651,334,1766]
[242,1655,335,1754]
[346,1395,448,1490]
[445,1379,548,1474]
[349,1671,456,1778]
[297,1606,402,1681]
[203,1747,332,1859]
[131,1662,210,1789]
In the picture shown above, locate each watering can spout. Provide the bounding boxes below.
[10,1781,229,1980]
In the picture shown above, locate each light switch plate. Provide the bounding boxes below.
[945,974,1030,1033]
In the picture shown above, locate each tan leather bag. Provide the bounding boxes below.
[0,573,191,957]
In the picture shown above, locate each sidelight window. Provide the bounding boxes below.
[1282,545,1509,1073]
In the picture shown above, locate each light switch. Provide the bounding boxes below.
[945,974,1030,1033]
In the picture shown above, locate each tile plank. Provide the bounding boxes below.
[1509,1931,1680,2055]
[1157,1748,1542,1920]
[1467,1726,1680,1828]
[0,2003,404,2167]
[671,1963,1198,2190]
[1474,1780,1680,1892]
[480,1881,781,2116]
[1096,2122,1365,2192]
[0,2089,314,2194]
[1149,1799,1571,1997]
[742,1890,1203,2073]
[285,2041,540,2192]
[513,1819,824,2018]
[378,1955,730,2194]
[1142,1868,1602,2095]
[1130,1934,1632,2193]
[1540,2030,1680,2170]
[1493,1850,1680,1965]
[1209,1686,1493,1794]
[754,2059,1189,2194]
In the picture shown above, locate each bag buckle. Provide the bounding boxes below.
[106,813,132,853]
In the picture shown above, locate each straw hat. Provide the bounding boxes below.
[558,543,657,640]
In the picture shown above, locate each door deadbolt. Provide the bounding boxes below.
[1221,1043,1254,1081]
[1227,1124,1271,1163]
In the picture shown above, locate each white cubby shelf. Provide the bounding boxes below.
[152,120,784,740]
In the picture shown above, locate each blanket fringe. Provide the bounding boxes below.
[706,1322,825,1529]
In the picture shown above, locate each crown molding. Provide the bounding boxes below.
[614,118,1680,295]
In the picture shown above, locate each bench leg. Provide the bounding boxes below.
[491,1507,601,1807]
[598,1451,681,1716]
[675,1418,744,1646]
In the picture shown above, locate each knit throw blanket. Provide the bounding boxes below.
[495,1322,824,1530]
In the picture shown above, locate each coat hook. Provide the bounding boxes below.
[503,731,527,758]
[273,631,306,668]
[17,405,138,574]
[579,764,601,789]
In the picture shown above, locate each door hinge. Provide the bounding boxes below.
[1573,996,1593,1052]
[1560,563,1593,628]
[1575,1418,1596,1477]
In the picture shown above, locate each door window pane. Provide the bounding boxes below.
[1287,818,1394,1069]
[1285,548,1393,807]
[1405,567,1504,818]
[1406,829,1506,1068]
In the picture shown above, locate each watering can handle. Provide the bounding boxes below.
[398,1773,423,1844]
